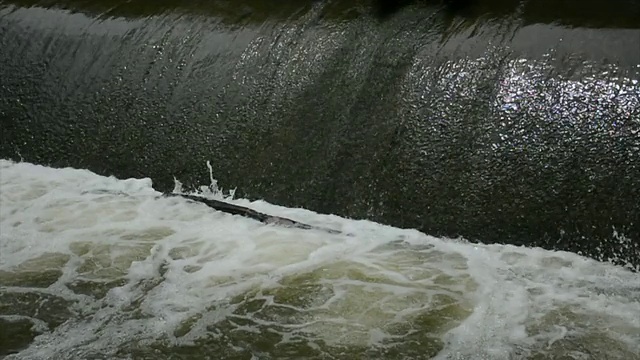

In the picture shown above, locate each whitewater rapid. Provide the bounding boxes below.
[0,159,638,359]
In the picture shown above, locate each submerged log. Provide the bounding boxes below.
[165,193,341,234]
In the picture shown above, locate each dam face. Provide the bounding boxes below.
[1,0,639,266]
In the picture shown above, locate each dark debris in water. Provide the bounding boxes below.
[166,193,341,234]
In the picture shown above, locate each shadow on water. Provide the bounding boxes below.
[3,0,640,26]
[0,0,639,267]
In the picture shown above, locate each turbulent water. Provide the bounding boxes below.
[1,159,639,359]
[1,0,640,358]
[1,1,639,267]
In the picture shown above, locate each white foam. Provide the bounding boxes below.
[1,159,638,359]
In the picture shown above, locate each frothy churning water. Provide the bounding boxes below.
[1,159,639,359]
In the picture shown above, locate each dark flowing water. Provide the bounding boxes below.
[1,0,639,263]
[1,0,640,358]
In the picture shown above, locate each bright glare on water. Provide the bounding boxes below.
[1,159,639,359]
